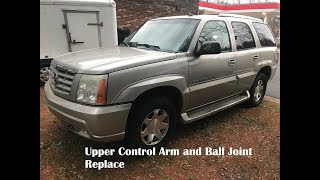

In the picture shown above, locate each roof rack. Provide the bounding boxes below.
[218,13,263,22]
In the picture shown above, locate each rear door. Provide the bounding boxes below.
[231,20,260,92]
[63,11,102,52]
[251,22,277,69]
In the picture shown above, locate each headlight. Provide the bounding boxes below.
[76,74,108,105]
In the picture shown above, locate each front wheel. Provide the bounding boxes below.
[246,73,268,107]
[125,97,177,149]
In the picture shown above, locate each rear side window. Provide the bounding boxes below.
[231,22,256,50]
[252,22,276,47]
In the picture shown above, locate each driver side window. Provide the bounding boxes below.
[198,20,231,52]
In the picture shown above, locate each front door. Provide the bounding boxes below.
[63,11,102,52]
[188,20,238,109]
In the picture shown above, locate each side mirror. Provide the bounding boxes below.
[194,41,222,56]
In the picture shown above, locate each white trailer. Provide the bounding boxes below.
[40,0,118,85]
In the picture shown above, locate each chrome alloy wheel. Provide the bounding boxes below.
[254,80,264,101]
[140,109,169,145]
[40,67,50,83]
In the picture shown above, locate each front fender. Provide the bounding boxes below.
[111,75,189,109]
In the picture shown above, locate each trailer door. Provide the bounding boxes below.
[63,11,102,52]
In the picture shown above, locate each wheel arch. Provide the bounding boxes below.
[129,86,184,116]
[259,66,272,80]
[110,75,189,111]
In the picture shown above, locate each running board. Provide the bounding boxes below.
[181,91,250,124]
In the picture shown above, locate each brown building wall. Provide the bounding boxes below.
[115,0,199,32]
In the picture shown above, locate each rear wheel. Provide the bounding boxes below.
[246,73,268,107]
[125,97,177,149]
[40,61,51,86]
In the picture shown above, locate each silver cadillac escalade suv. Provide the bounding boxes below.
[44,14,278,149]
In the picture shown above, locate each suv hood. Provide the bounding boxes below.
[52,46,177,74]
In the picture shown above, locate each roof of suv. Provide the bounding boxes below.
[154,14,263,23]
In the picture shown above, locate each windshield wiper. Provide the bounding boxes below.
[127,42,138,47]
[138,43,160,50]
[128,42,176,53]
[121,41,130,47]
[128,42,160,50]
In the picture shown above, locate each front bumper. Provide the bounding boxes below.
[44,82,132,143]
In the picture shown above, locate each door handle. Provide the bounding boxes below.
[253,55,259,61]
[228,59,236,66]
[72,40,84,44]
[87,22,103,27]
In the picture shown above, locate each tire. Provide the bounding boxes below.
[125,96,177,149]
[246,73,268,107]
[40,60,51,87]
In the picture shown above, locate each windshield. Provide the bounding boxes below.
[125,19,200,53]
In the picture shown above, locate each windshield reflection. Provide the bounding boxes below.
[125,19,200,53]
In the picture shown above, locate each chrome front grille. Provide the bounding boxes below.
[49,64,76,94]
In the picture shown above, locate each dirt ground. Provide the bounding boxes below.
[40,88,280,180]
